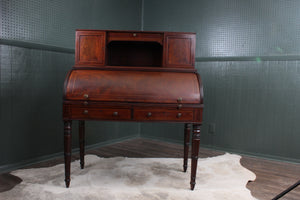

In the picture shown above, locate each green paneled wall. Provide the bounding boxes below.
[142,0,300,162]
[196,61,300,161]
[0,45,73,167]
[0,0,142,170]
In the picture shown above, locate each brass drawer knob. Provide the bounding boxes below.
[83,110,88,114]
[177,113,182,118]
[83,94,89,99]
[177,97,183,103]
[113,112,118,116]
[147,112,152,117]
[177,104,182,109]
[83,101,89,106]
[133,33,137,37]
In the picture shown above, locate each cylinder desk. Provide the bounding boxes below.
[63,30,204,190]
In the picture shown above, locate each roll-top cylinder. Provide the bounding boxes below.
[64,69,202,104]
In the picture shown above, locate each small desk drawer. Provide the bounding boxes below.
[70,107,131,120]
[107,32,163,44]
[133,108,193,121]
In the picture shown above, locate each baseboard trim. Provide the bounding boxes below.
[0,39,75,53]
[141,135,300,164]
[195,55,300,62]
[0,135,138,173]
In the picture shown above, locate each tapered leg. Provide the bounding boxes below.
[64,120,72,188]
[190,123,201,190]
[79,120,85,169]
[183,123,191,172]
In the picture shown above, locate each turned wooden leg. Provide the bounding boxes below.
[190,123,201,190]
[79,120,85,169]
[183,123,191,172]
[64,120,72,188]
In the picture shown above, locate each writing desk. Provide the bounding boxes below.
[63,30,204,190]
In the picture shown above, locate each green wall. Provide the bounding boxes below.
[1,0,300,171]
[142,0,300,162]
[0,0,142,171]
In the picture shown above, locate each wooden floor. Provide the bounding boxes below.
[0,138,299,200]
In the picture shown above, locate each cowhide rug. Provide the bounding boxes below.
[0,153,257,200]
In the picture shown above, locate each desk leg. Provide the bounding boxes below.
[64,120,72,188]
[190,123,201,190]
[183,123,191,172]
[79,120,85,169]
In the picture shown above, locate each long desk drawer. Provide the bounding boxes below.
[133,108,194,121]
[68,107,131,120]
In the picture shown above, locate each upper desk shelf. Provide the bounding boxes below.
[75,30,196,71]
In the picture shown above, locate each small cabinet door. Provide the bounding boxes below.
[164,33,195,68]
[75,30,106,66]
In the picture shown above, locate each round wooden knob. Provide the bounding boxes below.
[177,113,182,118]
[147,112,152,117]
[83,110,88,114]
[113,112,118,116]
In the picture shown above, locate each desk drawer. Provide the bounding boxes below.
[70,107,131,120]
[107,32,163,44]
[133,108,193,121]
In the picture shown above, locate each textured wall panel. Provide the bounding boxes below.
[0,44,73,165]
[0,0,142,49]
[196,60,300,160]
[144,0,300,57]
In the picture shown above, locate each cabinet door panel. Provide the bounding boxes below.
[164,33,195,68]
[75,31,106,66]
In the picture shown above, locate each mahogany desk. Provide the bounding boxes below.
[63,30,204,190]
